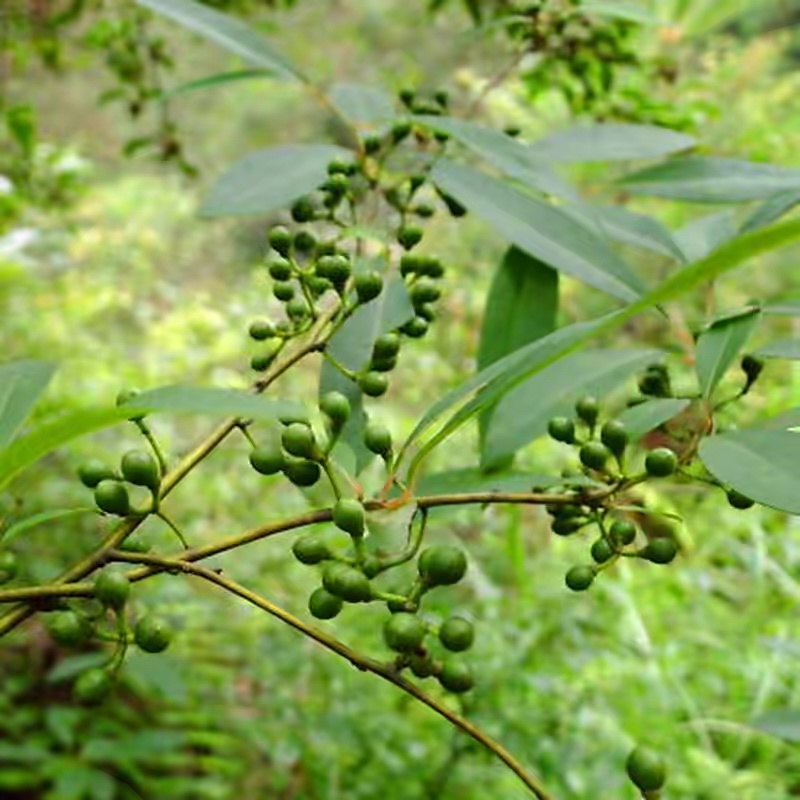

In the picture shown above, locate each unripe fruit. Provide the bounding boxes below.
[383,612,427,653]
[268,258,292,281]
[47,610,90,647]
[121,450,160,491]
[283,457,321,487]
[552,517,587,536]
[120,532,150,553]
[400,254,424,277]
[354,271,383,304]
[547,417,575,444]
[0,551,17,584]
[565,565,595,591]
[363,134,382,154]
[437,190,467,217]
[249,319,274,341]
[359,372,389,397]
[134,615,172,653]
[74,668,111,705]
[370,355,397,373]
[418,545,467,586]
[580,442,610,471]
[414,203,435,218]
[373,332,401,360]
[292,533,331,565]
[273,281,295,302]
[291,196,316,223]
[250,352,274,372]
[641,538,678,564]
[308,587,343,619]
[268,225,292,256]
[308,276,331,297]
[400,317,428,338]
[282,423,317,459]
[418,256,444,278]
[294,230,317,253]
[625,747,666,792]
[410,278,441,306]
[600,420,628,457]
[322,563,372,603]
[327,158,351,176]
[727,488,754,510]
[397,226,423,250]
[575,395,600,426]
[94,480,130,516]
[391,120,412,143]
[741,354,764,383]
[249,444,284,475]
[409,654,436,678]
[77,459,116,489]
[399,88,415,107]
[609,519,637,546]
[316,254,351,286]
[332,499,365,538]
[439,617,474,652]
[645,447,677,477]
[286,298,309,320]
[93,568,130,610]
[364,421,392,457]
[590,538,614,564]
[415,304,436,322]
[116,388,145,421]
[320,391,350,428]
[438,659,474,693]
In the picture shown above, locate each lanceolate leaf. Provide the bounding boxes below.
[416,469,598,498]
[748,710,800,743]
[754,338,800,360]
[593,205,686,262]
[483,348,661,465]
[135,0,303,81]
[200,144,351,217]
[329,83,397,125]
[616,398,690,439]
[580,0,659,23]
[674,211,738,262]
[699,429,800,514]
[1,508,96,544]
[431,159,645,302]
[695,309,760,397]
[763,300,800,316]
[740,188,800,233]
[620,157,800,203]
[529,123,695,163]
[0,360,57,450]
[161,69,276,100]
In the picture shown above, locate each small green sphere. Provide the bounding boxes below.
[292,533,331,565]
[120,449,160,491]
[282,423,317,460]
[47,610,90,647]
[332,498,366,538]
[565,565,595,591]
[439,617,474,652]
[409,654,436,678]
[249,319,274,341]
[364,421,392,457]
[641,538,678,564]
[320,391,351,427]
[0,551,18,584]
[93,568,130,610]
[294,229,317,253]
[268,225,292,256]
[286,297,309,320]
[363,134,383,154]
[391,120,412,143]
[547,417,575,444]
[410,278,441,306]
[418,545,467,586]
[727,488,755,510]
[645,447,678,478]
[609,519,637,546]
[373,332,401,360]
[418,256,444,279]
[249,444,284,476]
[400,317,429,338]
[438,659,474,693]
[327,158,352,176]
[370,354,397,373]
[579,442,610,471]
[267,257,292,281]
[322,563,372,603]
[290,196,316,223]
[94,480,130,516]
[308,587,343,619]
[551,517,587,537]
[120,532,151,553]
[359,372,389,397]
[273,281,295,302]
[354,271,384,304]
[283,457,321,487]
[397,226,423,251]
[575,396,600,426]
[625,747,666,792]
[600,420,628,457]
[590,538,614,564]
[383,612,427,653]
[250,352,275,372]
[77,459,116,489]
[134,615,172,653]
[316,254,351,284]
[73,668,111,705]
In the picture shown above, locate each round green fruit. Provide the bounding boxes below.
[250,352,274,372]
[552,517,587,537]
[418,256,444,279]
[565,565,595,592]
[364,421,392,457]
[600,420,628,457]
[359,372,389,397]
[134,615,172,653]
[641,538,678,564]
[370,354,397,373]
[418,545,467,586]
[294,230,317,253]
[249,444,284,476]
[286,297,309,320]
[438,659,474,693]
[409,654,436,678]
[320,391,351,427]
[354,271,383,304]
[273,281,295,302]
[322,563,371,603]
[410,278,441,306]
[547,416,575,444]
[94,480,130,516]
[0,551,18,584]
[282,423,317,460]
[93,568,130,610]
[47,610,90,647]
[332,499,365,538]
[439,617,474,652]
[74,668,111,705]
[267,258,292,281]
[575,396,600,426]
[645,447,677,478]
[383,612,427,653]
[120,532,150,553]
[625,747,666,792]
[116,388,145,421]
[316,254,351,284]
[292,534,330,565]
[120,449,160,491]
[308,587,343,620]
[373,332,400,360]
[400,317,428,338]
[363,134,382,154]
[268,225,292,256]
[609,519,637,546]
[397,226,423,251]
[727,488,755,510]
[590,538,614,564]
[77,459,116,489]
[579,442,610,471]
[290,196,316,223]
[248,319,274,341]
[283,458,321,488]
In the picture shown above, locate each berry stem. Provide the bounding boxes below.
[134,418,168,477]
[156,511,189,549]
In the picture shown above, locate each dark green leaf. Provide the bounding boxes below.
[695,309,760,396]
[699,429,800,514]
[0,360,57,449]
[200,144,351,217]
[740,188,800,233]
[530,123,695,163]
[162,68,275,100]
[754,338,800,359]
[329,83,396,124]
[674,210,738,262]
[431,159,645,302]
[620,157,800,203]
[748,710,800,742]
[616,398,690,439]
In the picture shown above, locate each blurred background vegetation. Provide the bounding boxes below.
[2,0,800,798]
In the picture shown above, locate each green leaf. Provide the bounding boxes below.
[616,398,690,439]
[0,360,57,449]
[695,308,760,396]
[593,205,686,262]
[1,507,96,544]
[699,429,800,514]
[417,469,598,498]
[0,407,128,492]
[124,386,306,421]
[740,188,800,233]
[200,144,351,217]
[483,348,661,465]
[763,300,800,316]
[46,652,109,684]
[748,710,800,742]
[530,123,695,163]
[620,157,800,203]
[477,247,558,468]
[674,210,738,262]
[161,68,276,100]
[754,338,800,359]
[431,159,645,302]
[134,0,303,81]
[329,83,396,124]
[580,0,659,23]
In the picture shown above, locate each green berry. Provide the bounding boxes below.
[741,354,764,380]
[565,565,595,591]
[418,257,444,278]
[319,391,351,428]
[609,519,637,546]
[268,225,292,256]
[547,417,575,444]
[273,281,295,302]
[294,229,317,253]
[370,354,397,373]
[286,297,309,320]
[134,615,172,653]
[575,396,600,426]
[415,304,436,322]
[120,449,160,491]
[399,88,415,107]
[409,654,436,678]
[579,442,610,471]
[332,499,365,538]
[363,134,382,154]
[413,203,435,218]
[372,332,401,360]
[0,551,17,584]
[364,421,392,457]
[400,317,428,338]
[292,533,331,565]
[600,420,628,457]
[626,747,666,792]
[418,545,467,586]
[645,447,677,477]
[94,480,130,516]
[249,319,274,341]
[291,196,316,223]
[439,617,474,652]
[354,271,383,304]
[308,587,343,619]
[116,388,145,421]
[590,538,614,564]
[400,254,423,277]
[77,459,116,489]
[727,488,754,509]
[551,517,587,536]
[397,226,423,250]
[283,457,321,487]
[282,423,317,459]
[249,444,284,475]
[73,668,111,705]
[641,538,678,564]
[250,352,275,372]
[383,612,427,653]
[268,257,292,281]
[391,120,412,143]
[93,568,130,610]
[410,278,441,306]
[322,563,372,603]
[120,532,150,553]
[359,372,389,397]
[437,190,467,217]
[47,610,91,647]
[316,254,351,286]
[327,158,351,175]
[438,659,474,693]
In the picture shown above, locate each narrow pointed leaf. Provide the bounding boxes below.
[580,0,659,23]
[2,508,96,544]
[616,398,690,439]
[740,189,800,233]
[699,429,800,514]
[754,338,800,359]
[748,710,800,743]
[0,360,57,450]
[764,300,800,316]
[593,205,686,262]
[329,83,396,124]
[200,144,351,217]
[431,159,645,301]
[161,69,275,100]
[674,210,738,262]
[695,309,760,396]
